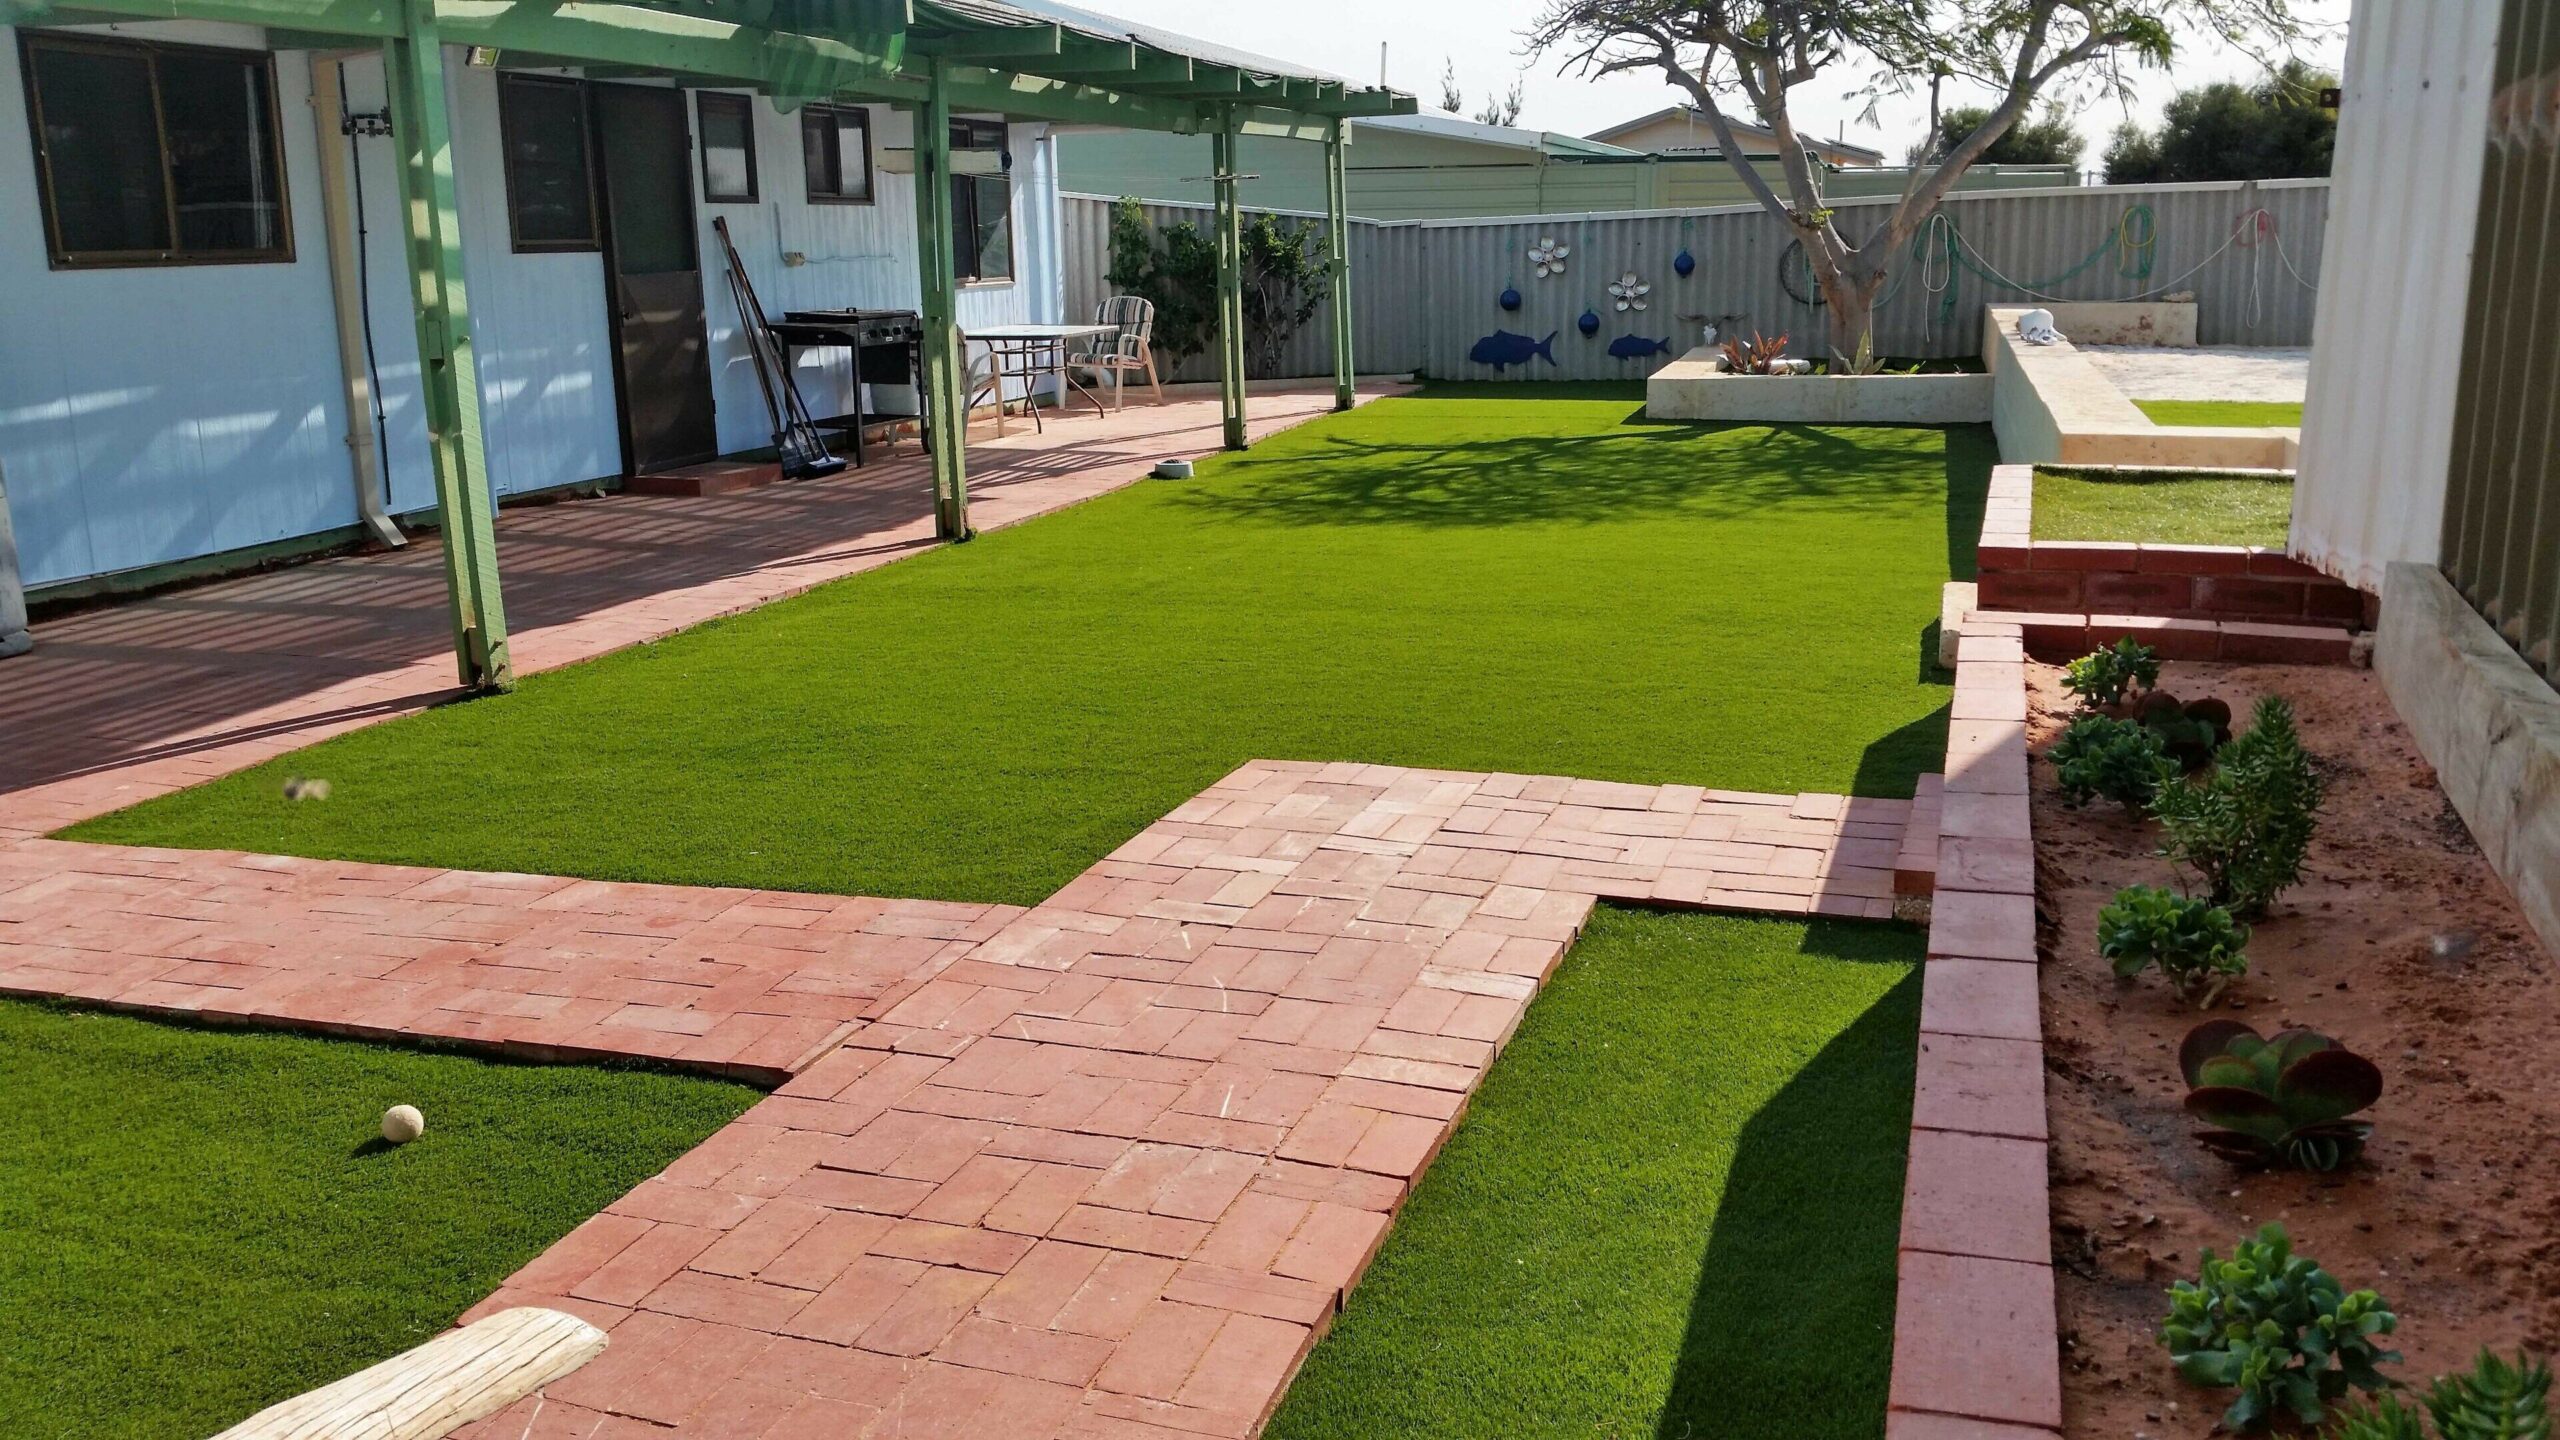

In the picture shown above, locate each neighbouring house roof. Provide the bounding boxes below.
[1365,111,1645,158]
[1585,106,1887,166]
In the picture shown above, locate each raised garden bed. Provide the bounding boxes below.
[1647,349,1994,424]
[1977,465,2361,629]
[2026,658,2560,1435]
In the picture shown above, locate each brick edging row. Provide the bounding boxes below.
[1979,465,2364,626]
[1885,621,2063,1437]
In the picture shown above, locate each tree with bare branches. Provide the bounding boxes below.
[1528,2,2310,365]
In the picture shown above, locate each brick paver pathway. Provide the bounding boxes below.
[0,390,1382,841]
[0,760,1927,1438]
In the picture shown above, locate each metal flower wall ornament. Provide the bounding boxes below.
[1528,236,1569,278]
[1609,272,1652,312]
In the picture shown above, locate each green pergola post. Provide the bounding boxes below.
[383,0,510,690]
[909,59,971,540]
[1324,119,1355,412]
[1211,119,1247,450]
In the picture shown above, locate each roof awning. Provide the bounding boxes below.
[2,0,1413,136]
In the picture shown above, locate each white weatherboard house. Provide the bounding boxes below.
[0,0,1404,673]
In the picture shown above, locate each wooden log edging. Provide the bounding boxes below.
[210,1307,606,1440]
[1884,620,2064,1438]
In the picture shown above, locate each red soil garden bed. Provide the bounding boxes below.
[2026,660,2560,1437]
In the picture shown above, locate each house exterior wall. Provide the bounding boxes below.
[2292,0,2502,596]
[0,21,368,588]
[2435,0,2560,678]
[0,24,1063,592]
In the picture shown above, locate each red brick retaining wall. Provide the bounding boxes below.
[1978,466,2366,626]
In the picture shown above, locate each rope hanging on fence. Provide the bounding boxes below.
[1779,202,2317,339]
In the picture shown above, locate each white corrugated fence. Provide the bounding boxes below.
[1062,179,2329,385]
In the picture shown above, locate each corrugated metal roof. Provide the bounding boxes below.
[923,0,1343,84]
[1369,112,1645,159]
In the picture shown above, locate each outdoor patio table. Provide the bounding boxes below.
[964,323,1117,436]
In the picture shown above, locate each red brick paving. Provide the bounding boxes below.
[0,760,1934,1436]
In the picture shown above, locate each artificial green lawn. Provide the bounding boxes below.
[2133,397,2304,428]
[0,1001,757,1440]
[2033,466,2294,549]
[1267,906,1922,1440]
[71,387,1988,908]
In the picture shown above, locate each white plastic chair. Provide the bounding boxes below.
[1070,296,1164,410]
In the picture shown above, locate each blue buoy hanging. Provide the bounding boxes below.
[1499,285,1523,312]
[1674,218,1696,278]
[1578,307,1602,338]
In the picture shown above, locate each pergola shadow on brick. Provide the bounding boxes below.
[0,0,1410,693]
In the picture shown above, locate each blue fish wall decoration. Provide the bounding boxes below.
[1608,335,1676,359]
[1469,329,1559,372]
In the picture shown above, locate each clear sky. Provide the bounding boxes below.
[1085,0,2353,169]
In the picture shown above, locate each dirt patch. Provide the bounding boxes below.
[2029,660,2560,1437]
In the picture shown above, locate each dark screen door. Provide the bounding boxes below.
[589,83,717,473]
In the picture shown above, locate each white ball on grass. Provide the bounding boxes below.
[381,1104,425,1144]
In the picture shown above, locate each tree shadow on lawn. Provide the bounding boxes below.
[1174,415,1961,531]
[1654,957,1923,1439]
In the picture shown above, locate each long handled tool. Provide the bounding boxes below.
[714,217,845,480]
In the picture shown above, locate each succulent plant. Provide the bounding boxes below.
[2326,1396,2434,1440]
[2137,691,2236,770]
[2163,1223,2399,1431]
[2052,715,2180,811]
[2099,886,2249,1005]
[2323,1350,2551,1440]
[2152,695,2324,918]
[2180,1020,2382,1171]
[2065,637,2162,710]
[2428,1350,2553,1440]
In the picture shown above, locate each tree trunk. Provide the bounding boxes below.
[1820,257,1888,372]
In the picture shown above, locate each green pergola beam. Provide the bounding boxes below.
[1211,118,1246,452]
[382,0,510,689]
[1325,118,1354,412]
[908,58,971,541]
[6,0,399,33]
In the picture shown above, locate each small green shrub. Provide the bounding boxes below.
[2152,695,2324,918]
[2052,715,2180,811]
[2180,1020,2382,1170]
[2163,1224,2399,1432]
[2325,1350,2552,1440]
[2066,637,2162,709]
[2099,885,2249,1005]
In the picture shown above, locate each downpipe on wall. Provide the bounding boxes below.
[0,457,30,658]
[308,52,407,551]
